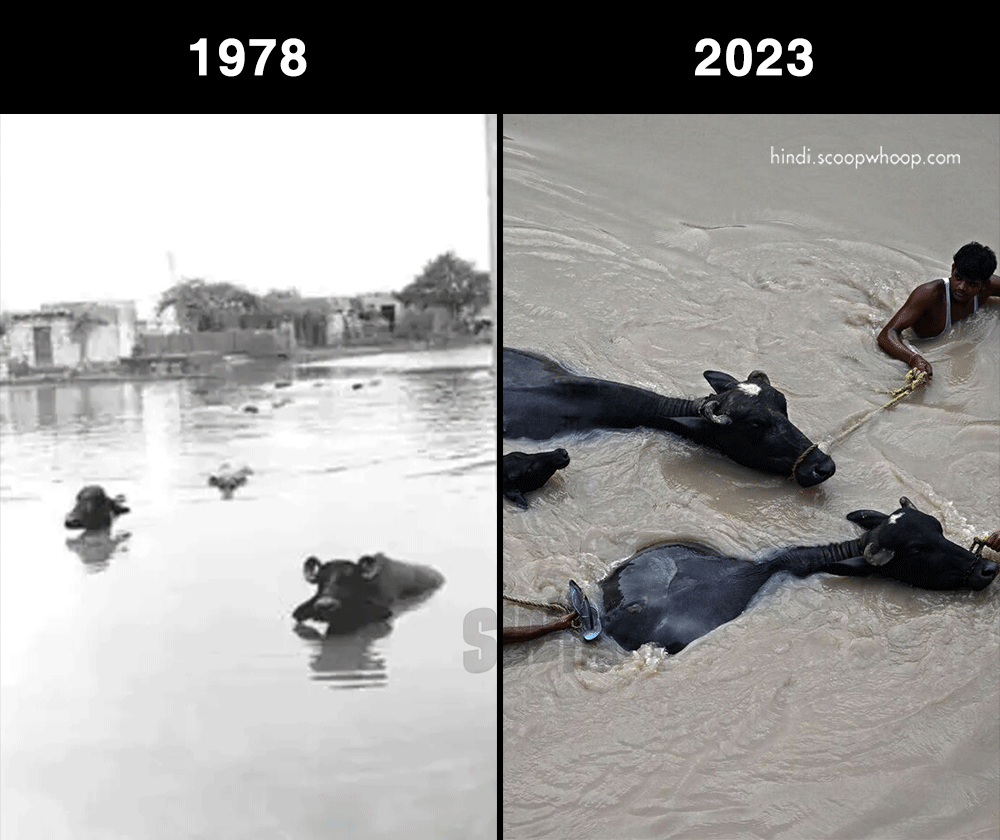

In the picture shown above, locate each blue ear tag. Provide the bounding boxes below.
[568,580,602,641]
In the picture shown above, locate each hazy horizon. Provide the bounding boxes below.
[0,114,492,320]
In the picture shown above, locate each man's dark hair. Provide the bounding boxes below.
[952,242,997,283]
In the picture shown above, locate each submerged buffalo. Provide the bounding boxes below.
[208,464,253,499]
[504,498,998,652]
[293,553,445,632]
[503,449,570,508]
[64,486,131,569]
[64,486,130,532]
[503,347,835,487]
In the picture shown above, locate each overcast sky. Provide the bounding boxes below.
[0,114,492,319]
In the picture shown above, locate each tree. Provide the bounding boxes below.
[156,278,261,331]
[397,252,490,317]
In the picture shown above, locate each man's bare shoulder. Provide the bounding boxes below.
[881,278,944,335]
[909,278,945,299]
[898,278,945,309]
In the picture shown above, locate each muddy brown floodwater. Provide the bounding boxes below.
[503,114,999,840]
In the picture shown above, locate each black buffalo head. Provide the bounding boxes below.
[848,497,998,591]
[292,553,444,630]
[695,370,835,487]
[64,486,130,532]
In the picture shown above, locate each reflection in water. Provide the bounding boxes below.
[292,579,447,690]
[64,531,132,573]
[0,381,146,435]
[295,621,391,688]
[37,386,57,427]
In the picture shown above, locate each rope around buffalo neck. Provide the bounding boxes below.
[790,369,928,484]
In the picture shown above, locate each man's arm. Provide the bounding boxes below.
[986,530,1000,552]
[877,283,937,377]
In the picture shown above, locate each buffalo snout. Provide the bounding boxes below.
[313,594,342,611]
[793,448,836,487]
[970,557,999,591]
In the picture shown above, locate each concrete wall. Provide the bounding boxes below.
[326,312,346,346]
[137,328,292,357]
[7,317,81,367]
[12,301,140,368]
[81,321,121,363]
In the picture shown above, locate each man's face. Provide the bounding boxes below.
[950,265,984,301]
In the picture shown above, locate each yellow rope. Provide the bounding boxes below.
[820,369,928,452]
[880,368,929,405]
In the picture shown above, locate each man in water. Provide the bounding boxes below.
[877,242,999,379]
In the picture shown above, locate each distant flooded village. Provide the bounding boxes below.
[0,251,492,384]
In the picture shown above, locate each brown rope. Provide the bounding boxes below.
[502,592,569,613]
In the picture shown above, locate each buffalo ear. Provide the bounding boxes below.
[899,496,917,511]
[747,370,771,387]
[846,509,888,530]
[703,371,738,394]
[357,554,384,580]
[303,556,323,583]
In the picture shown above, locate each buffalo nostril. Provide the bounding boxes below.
[815,459,835,479]
[981,560,999,580]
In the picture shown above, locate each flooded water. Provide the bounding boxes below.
[503,115,999,839]
[1,346,496,840]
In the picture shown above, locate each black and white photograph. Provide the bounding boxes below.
[0,113,497,839]
[502,115,999,839]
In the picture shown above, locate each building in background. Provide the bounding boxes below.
[4,301,137,374]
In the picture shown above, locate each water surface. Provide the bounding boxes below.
[1,346,497,840]
[503,115,999,840]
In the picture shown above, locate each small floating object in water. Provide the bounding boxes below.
[351,382,363,390]
[274,381,292,389]
[569,580,601,641]
[209,463,253,499]
[240,403,260,413]
[270,397,292,409]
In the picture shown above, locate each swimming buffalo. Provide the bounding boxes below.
[505,498,997,652]
[64,486,130,532]
[293,553,445,633]
[208,464,253,499]
[503,347,835,487]
[503,449,570,508]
